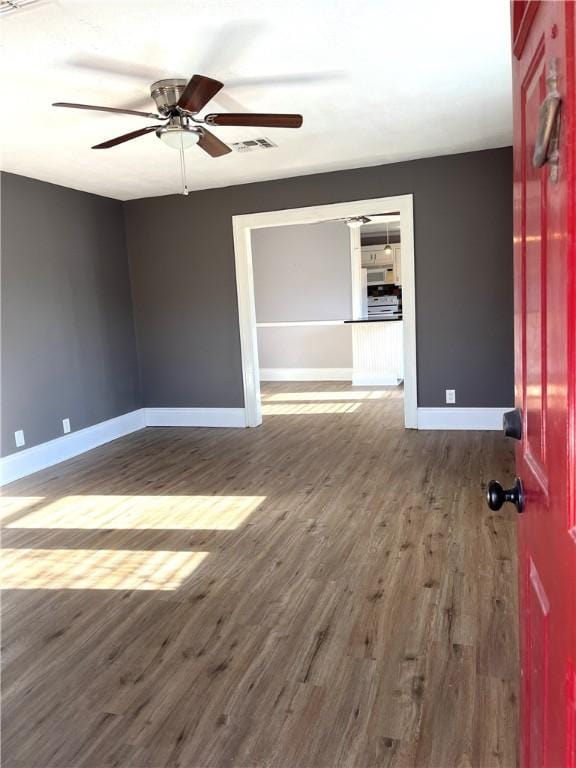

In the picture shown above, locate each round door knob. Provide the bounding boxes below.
[486,477,525,514]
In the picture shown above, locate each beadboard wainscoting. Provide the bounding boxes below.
[352,320,404,386]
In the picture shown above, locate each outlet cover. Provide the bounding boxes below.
[14,429,25,447]
[62,418,71,434]
[446,389,456,404]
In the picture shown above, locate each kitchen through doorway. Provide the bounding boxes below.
[232,195,417,429]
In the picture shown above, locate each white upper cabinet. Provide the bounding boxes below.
[361,244,402,284]
[361,245,392,267]
[373,249,392,267]
[361,247,380,267]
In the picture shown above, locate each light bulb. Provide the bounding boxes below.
[384,244,393,256]
[157,126,201,150]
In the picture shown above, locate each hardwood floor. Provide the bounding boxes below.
[1,383,518,767]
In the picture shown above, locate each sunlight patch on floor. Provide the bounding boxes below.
[261,390,390,402]
[261,403,361,415]
[2,495,265,530]
[0,549,209,590]
[0,497,45,522]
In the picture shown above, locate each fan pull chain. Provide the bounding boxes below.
[179,129,189,196]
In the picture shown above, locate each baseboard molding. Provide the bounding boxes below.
[352,373,402,386]
[0,409,146,486]
[1,403,507,485]
[144,407,246,428]
[1,407,249,485]
[260,368,352,382]
[417,407,509,430]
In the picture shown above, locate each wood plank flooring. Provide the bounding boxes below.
[1,383,518,767]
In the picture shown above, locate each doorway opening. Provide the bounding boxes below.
[232,195,416,428]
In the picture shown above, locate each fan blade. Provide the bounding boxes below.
[204,113,303,128]
[177,75,223,113]
[197,128,232,157]
[92,125,158,149]
[53,102,161,119]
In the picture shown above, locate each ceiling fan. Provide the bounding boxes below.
[53,74,303,193]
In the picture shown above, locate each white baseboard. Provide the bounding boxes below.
[0,402,508,486]
[144,407,246,428]
[0,409,146,486]
[417,407,509,430]
[260,368,352,382]
[352,373,402,386]
[1,407,249,485]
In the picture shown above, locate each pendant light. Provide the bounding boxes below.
[384,223,393,257]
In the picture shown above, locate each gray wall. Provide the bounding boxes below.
[252,221,352,322]
[257,325,353,369]
[1,172,141,456]
[253,221,352,371]
[125,147,514,409]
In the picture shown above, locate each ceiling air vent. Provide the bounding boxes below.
[230,138,277,153]
[0,0,41,12]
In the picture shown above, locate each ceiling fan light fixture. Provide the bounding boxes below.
[54,72,301,194]
[346,216,371,229]
[156,124,201,150]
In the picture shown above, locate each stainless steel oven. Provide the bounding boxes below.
[367,295,400,318]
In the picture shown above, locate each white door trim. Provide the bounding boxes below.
[232,195,417,429]
[349,226,363,320]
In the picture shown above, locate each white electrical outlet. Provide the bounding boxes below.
[14,429,25,447]
[62,418,71,434]
[446,389,456,404]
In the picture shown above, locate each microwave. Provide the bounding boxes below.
[366,265,395,285]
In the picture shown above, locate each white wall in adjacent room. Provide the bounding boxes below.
[251,220,352,376]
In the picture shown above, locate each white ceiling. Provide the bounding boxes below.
[0,0,512,201]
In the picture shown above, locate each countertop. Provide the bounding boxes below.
[344,316,403,324]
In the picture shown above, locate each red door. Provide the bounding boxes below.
[509,2,576,765]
